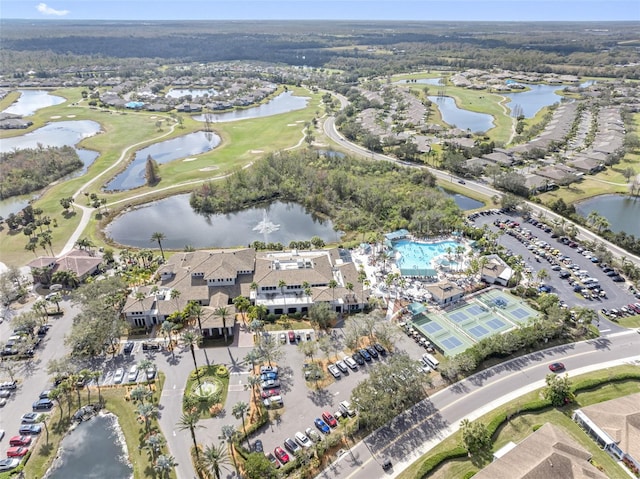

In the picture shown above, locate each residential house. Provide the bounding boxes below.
[27,249,102,285]
[573,392,640,473]
[482,149,516,167]
[473,423,607,479]
[568,156,604,175]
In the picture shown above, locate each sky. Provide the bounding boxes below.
[1,0,639,22]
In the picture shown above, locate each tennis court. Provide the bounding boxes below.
[412,311,474,356]
[475,289,538,325]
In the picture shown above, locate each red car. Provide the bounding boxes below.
[288,331,296,343]
[548,362,565,372]
[9,436,31,447]
[322,411,338,428]
[260,388,281,399]
[7,446,29,457]
[274,446,290,464]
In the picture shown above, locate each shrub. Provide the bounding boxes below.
[417,446,468,478]
[532,424,543,432]
[216,365,229,378]
[463,472,477,479]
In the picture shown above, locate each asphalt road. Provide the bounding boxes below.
[316,329,640,479]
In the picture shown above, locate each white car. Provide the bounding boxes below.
[305,427,322,443]
[113,368,125,384]
[295,431,312,448]
[343,356,358,370]
[128,365,139,382]
[327,364,341,379]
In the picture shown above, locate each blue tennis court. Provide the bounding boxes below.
[423,321,444,335]
[510,308,529,320]
[441,336,464,349]
[468,325,490,339]
[467,305,486,315]
[449,311,469,323]
[486,318,506,330]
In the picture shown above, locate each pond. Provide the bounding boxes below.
[396,78,443,85]
[575,194,640,237]
[428,96,494,133]
[106,198,339,249]
[0,195,32,219]
[0,120,101,171]
[503,83,564,119]
[2,89,65,116]
[45,414,132,479]
[166,88,219,99]
[440,187,484,211]
[104,131,221,191]
[193,91,309,123]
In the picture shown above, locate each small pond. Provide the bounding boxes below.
[2,89,65,116]
[428,96,494,133]
[166,88,219,99]
[104,131,221,191]
[575,194,640,237]
[503,83,564,119]
[396,78,443,85]
[45,414,132,479]
[106,198,339,249]
[193,91,309,123]
[0,120,101,171]
[0,195,33,219]
[440,187,484,211]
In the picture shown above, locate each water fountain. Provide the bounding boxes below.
[252,210,281,242]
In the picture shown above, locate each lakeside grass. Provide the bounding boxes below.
[0,86,323,267]
[397,365,640,479]
[20,373,174,479]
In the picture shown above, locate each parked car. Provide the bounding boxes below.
[283,437,301,454]
[336,360,348,374]
[18,424,42,435]
[127,365,139,382]
[549,362,565,372]
[39,390,51,399]
[21,413,39,424]
[141,342,160,351]
[359,349,372,362]
[279,333,287,344]
[0,381,17,390]
[260,388,281,399]
[9,436,31,447]
[113,368,125,384]
[0,458,20,472]
[352,352,365,365]
[32,398,53,411]
[343,356,358,370]
[339,400,356,417]
[288,331,296,343]
[274,446,290,464]
[6,446,29,458]
[295,431,312,448]
[0,390,10,398]
[253,439,263,453]
[260,371,278,381]
[373,343,387,356]
[314,418,331,434]
[366,346,379,359]
[123,341,134,354]
[305,427,322,443]
[322,411,338,427]
[327,364,341,379]
[261,379,281,390]
[0,398,6,407]
[145,367,156,381]
[265,452,280,468]
[260,366,278,375]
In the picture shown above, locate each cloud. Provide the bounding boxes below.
[36,3,70,16]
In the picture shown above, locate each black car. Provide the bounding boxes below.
[359,349,372,362]
[612,275,626,282]
[352,352,365,365]
[366,346,379,359]
[374,343,387,356]
[142,342,160,351]
[123,341,134,354]
[33,398,54,411]
[254,439,264,453]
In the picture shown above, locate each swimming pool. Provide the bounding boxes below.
[393,239,462,274]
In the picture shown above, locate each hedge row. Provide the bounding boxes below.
[416,374,640,479]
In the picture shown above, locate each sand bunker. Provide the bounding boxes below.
[287,123,297,126]
[249,150,264,154]
[199,166,219,172]
[183,158,197,162]
[67,114,76,118]
[50,115,61,119]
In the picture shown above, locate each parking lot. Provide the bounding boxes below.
[469,210,639,329]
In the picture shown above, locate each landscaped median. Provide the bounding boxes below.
[397,365,640,479]
[8,372,174,479]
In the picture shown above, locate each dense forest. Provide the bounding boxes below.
[1,20,639,79]
[190,150,464,234]
[0,145,83,199]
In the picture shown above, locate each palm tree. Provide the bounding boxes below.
[328,279,338,305]
[151,232,166,261]
[278,280,287,314]
[161,320,175,346]
[220,425,239,471]
[130,385,151,404]
[182,331,203,386]
[137,403,159,434]
[143,433,165,461]
[153,454,177,479]
[245,374,261,404]
[177,411,204,459]
[214,307,229,343]
[232,401,251,450]
[199,443,231,479]
[137,359,155,391]
[188,301,204,331]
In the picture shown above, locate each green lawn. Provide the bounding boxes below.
[19,373,174,479]
[398,365,640,479]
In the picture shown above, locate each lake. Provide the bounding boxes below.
[166,88,219,99]
[45,414,132,479]
[193,91,308,123]
[2,89,65,116]
[428,96,494,133]
[575,194,640,237]
[106,198,339,249]
[396,78,443,85]
[0,195,32,219]
[0,120,101,169]
[503,83,564,119]
[440,187,485,211]
[104,131,221,191]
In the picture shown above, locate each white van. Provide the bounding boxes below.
[49,284,63,291]
[263,395,283,408]
[422,353,440,370]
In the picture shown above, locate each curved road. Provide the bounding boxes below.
[316,330,640,479]
[322,116,640,269]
